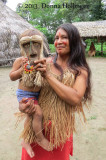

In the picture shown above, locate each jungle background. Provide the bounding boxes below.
[15,0,106,55]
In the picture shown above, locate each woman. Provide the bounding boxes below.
[19,23,92,160]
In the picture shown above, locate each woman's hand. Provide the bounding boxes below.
[19,98,36,115]
[34,58,50,78]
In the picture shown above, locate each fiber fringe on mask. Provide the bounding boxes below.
[21,70,42,88]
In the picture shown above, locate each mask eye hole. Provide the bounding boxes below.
[23,43,30,48]
[33,42,41,47]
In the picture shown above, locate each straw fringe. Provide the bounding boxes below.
[73,20,106,38]
[14,112,26,128]
[15,112,36,144]
[38,65,88,148]
[21,70,42,88]
[15,64,88,148]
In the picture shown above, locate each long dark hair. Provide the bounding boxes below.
[53,23,92,103]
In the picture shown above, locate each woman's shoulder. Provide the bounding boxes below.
[77,67,88,78]
[46,55,55,64]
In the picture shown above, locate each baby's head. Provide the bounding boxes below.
[20,29,43,88]
[20,29,43,64]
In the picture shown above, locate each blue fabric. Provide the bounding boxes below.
[16,89,40,102]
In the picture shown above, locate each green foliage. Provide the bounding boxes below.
[49,41,106,55]
[85,39,106,49]
[85,39,106,57]
[16,0,106,44]
[90,0,106,20]
[87,115,97,121]
[49,44,56,53]
[31,24,48,35]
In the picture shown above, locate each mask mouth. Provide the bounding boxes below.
[30,54,37,58]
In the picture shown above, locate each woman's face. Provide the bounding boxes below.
[54,28,70,56]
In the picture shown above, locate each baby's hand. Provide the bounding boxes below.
[21,57,28,67]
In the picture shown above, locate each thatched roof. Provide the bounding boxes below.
[0,0,49,66]
[73,20,106,38]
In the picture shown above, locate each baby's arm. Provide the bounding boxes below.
[9,57,27,81]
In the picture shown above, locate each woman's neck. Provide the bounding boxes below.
[56,54,69,68]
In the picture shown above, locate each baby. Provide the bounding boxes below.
[9,29,52,158]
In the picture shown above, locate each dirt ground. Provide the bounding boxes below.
[0,57,106,160]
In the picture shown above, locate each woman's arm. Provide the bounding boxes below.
[46,69,88,106]
[34,58,88,106]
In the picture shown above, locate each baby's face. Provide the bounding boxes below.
[23,41,41,62]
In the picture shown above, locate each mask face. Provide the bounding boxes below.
[20,35,43,64]
[23,41,41,61]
